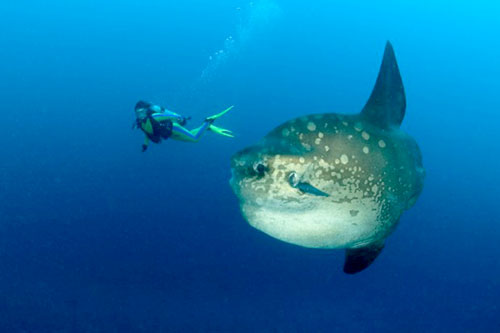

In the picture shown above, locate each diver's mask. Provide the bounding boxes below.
[135,108,148,122]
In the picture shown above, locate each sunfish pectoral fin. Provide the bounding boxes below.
[360,41,406,129]
[296,182,329,197]
[343,241,385,274]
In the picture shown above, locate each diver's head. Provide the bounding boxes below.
[135,107,148,122]
[135,100,152,121]
[135,100,151,110]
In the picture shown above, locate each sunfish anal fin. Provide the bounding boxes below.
[343,241,385,274]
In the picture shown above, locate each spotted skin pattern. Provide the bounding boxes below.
[230,42,425,273]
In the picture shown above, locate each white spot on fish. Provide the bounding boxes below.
[324,146,330,152]
[362,131,370,140]
[340,154,349,164]
[307,122,317,131]
[315,138,321,145]
[363,146,369,154]
[319,159,329,168]
[281,128,290,137]
[354,122,363,132]
[378,140,386,148]
[299,157,305,163]
[318,132,324,138]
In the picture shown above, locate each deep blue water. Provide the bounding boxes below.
[1,0,499,331]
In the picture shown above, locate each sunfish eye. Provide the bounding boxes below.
[288,171,299,188]
[253,162,267,176]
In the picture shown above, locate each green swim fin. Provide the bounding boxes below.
[206,105,234,122]
[209,124,234,138]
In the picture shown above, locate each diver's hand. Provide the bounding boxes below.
[142,144,148,152]
[180,116,191,126]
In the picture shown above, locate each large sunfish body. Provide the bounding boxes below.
[230,42,424,274]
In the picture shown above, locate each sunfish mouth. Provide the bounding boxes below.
[229,168,239,194]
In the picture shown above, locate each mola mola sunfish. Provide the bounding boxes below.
[230,42,425,274]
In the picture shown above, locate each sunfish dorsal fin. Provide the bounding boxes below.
[361,41,406,129]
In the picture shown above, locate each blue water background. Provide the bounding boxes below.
[0,0,499,331]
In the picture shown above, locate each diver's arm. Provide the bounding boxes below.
[142,136,150,152]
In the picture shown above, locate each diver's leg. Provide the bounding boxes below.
[169,106,234,142]
[208,124,234,137]
[170,122,211,142]
[205,105,234,122]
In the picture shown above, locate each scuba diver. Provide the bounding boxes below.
[133,101,234,152]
